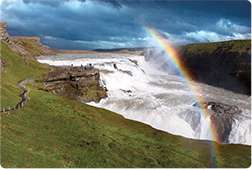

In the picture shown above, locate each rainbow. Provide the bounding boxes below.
[145,27,220,167]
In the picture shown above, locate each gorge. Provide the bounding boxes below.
[38,49,251,145]
[1,22,250,167]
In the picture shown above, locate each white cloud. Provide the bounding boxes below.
[185,30,250,43]
[163,32,191,44]
[232,33,251,39]
[181,19,251,43]
[216,18,250,34]
[147,29,251,47]
[44,35,57,40]
[0,0,23,10]
[63,0,85,10]
[185,31,224,42]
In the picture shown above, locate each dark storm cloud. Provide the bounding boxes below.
[22,0,69,7]
[21,0,124,8]
[1,0,250,49]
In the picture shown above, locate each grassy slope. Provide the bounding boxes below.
[12,37,55,57]
[0,42,251,168]
[0,42,49,107]
[180,40,251,56]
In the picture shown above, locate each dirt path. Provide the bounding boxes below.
[0,79,34,113]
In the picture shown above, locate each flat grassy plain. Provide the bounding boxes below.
[0,42,251,167]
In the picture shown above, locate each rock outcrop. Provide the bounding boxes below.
[193,101,242,143]
[44,65,107,102]
[206,102,241,143]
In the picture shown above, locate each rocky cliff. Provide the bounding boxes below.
[44,65,107,102]
[179,40,251,95]
[144,40,251,95]
[192,101,242,143]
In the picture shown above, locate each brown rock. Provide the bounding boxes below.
[44,65,107,102]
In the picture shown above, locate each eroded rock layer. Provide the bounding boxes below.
[44,65,107,102]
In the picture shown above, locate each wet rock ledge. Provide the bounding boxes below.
[206,102,242,143]
[44,65,107,102]
[193,101,242,143]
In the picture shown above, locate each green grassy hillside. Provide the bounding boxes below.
[12,37,56,57]
[0,42,251,168]
[0,42,49,108]
[180,40,250,55]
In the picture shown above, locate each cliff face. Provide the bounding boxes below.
[179,40,251,95]
[192,101,242,143]
[44,66,107,102]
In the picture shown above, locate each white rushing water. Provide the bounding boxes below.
[38,54,251,145]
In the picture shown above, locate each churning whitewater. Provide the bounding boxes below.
[38,53,251,145]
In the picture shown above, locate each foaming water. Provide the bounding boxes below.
[38,54,251,145]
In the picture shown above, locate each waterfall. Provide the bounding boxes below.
[199,113,212,140]
[37,53,251,145]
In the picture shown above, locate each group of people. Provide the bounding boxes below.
[69,63,94,71]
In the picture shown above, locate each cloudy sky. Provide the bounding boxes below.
[1,0,251,49]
